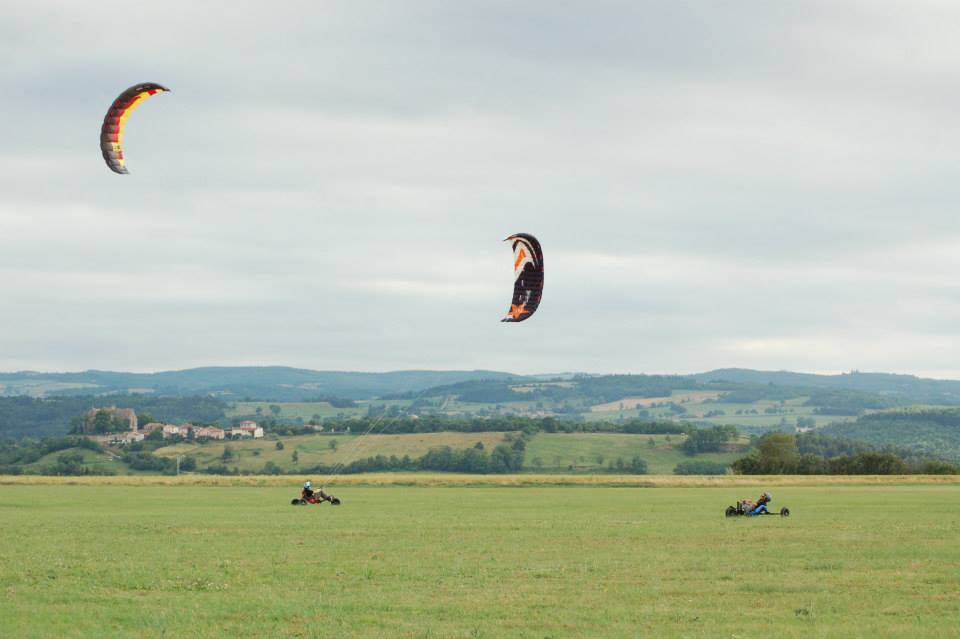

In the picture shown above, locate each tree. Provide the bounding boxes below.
[221,446,234,461]
[92,410,114,434]
[262,461,282,475]
[275,441,285,450]
[329,439,338,451]
[732,432,801,474]
[292,450,299,464]
[269,405,282,416]
[756,432,799,472]
[674,460,728,475]
[680,425,737,456]
[628,456,648,474]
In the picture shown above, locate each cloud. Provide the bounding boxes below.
[1,1,960,376]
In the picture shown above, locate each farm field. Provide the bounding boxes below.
[524,433,744,474]
[1,484,958,638]
[590,390,724,412]
[153,431,508,472]
[226,401,370,420]
[22,447,132,475]
[584,396,858,430]
[151,431,736,475]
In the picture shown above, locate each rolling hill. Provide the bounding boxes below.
[0,367,525,401]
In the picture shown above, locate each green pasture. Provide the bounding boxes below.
[152,431,735,475]
[226,401,369,420]
[154,432,508,472]
[524,433,743,473]
[1,484,958,638]
[225,400,415,422]
[22,447,131,475]
[582,398,857,430]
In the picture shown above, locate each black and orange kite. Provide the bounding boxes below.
[503,233,543,322]
[100,82,169,174]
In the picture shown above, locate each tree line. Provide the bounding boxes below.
[732,432,958,475]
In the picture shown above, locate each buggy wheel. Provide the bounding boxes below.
[291,498,301,505]
[331,497,341,505]
[780,507,790,517]
[725,506,737,518]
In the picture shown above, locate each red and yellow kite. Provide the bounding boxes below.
[100,82,169,174]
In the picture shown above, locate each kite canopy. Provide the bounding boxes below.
[100,82,169,174]
[502,233,543,322]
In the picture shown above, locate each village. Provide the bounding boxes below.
[81,406,264,445]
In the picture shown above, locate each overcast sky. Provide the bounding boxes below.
[2,1,960,377]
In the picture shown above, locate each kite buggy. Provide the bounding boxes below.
[725,492,789,518]
[292,481,341,506]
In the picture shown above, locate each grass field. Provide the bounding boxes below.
[524,433,744,474]
[2,482,958,638]
[153,432,508,472]
[150,431,733,475]
[590,390,724,412]
[226,401,369,420]
[23,447,131,474]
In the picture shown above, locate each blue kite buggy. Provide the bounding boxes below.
[725,492,790,518]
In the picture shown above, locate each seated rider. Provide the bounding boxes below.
[748,492,772,516]
[301,480,315,501]
[316,486,333,503]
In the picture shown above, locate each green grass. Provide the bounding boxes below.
[582,399,858,429]
[524,433,743,473]
[226,401,368,420]
[151,431,737,475]
[153,432,508,472]
[22,447,131,474]
[1,484,958,638]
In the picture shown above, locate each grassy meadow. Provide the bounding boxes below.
[153,432,509,473]
[524,433,743,473]
[1,481,958,638]
[150,431,740,475]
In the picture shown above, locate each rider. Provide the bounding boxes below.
[301,480,315,501]
[748,491,772,516]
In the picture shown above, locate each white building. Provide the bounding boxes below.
[237,421,264,438]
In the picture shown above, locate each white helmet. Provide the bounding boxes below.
[304,481,311,489]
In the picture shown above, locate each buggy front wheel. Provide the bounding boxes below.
[780,507,790,517]
[725,506,737,518]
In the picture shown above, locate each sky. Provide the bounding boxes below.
[2,1,960,377]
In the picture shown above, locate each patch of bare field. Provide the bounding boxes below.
[591,390,724,412]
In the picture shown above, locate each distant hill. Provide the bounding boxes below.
[692,369,960,405]
[0,367,525,401]
[821,408,960,461]
[5,366,960,444]
[405,370,960,409]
